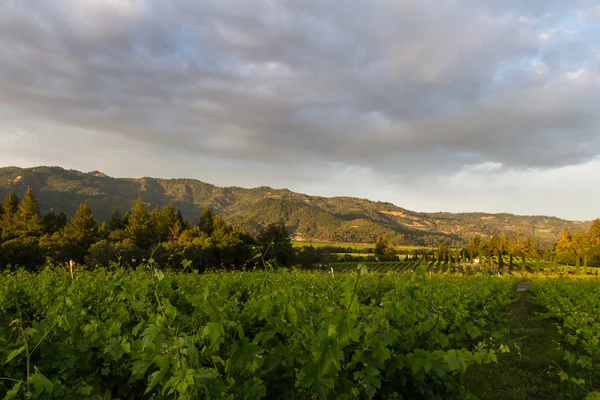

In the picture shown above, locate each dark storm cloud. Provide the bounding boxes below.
[1,0,599,177]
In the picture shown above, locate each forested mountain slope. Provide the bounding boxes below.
[0,166,590,245]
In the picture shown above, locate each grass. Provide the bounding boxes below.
[460,289,587,400]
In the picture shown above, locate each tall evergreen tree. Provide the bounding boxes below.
[0,193,19,240]
[555,228,576,264]
[198,208,215,236]
[588,219,600,245]
[125,198,152,248]
[108,209,125,231]
[57,202,98,263]
[64,201,98,243]
[157,203,180,242]
[257,221,293,266]
[42,209,68,234]
[16,187,42,236]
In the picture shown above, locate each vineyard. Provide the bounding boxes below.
[0,267,518,399]
[1,265,600,399]
[326,257,600,276]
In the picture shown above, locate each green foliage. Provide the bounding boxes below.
[0,189,262,271]
[532,277,600,395]
[257,221,293,267]
[15,187,42,237]
[125,198,153,248]
[198,208,215,236]
[107,209,125,231]
[374,234,396,260]
[41,209,67,235]
[0,269,517,399]
[0,193,19,241]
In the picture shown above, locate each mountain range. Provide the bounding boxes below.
[0,166,591,246]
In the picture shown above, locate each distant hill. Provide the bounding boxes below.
[0,166,591,246]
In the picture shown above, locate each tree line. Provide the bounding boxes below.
[462,222,600,268]
[0,188,294,270]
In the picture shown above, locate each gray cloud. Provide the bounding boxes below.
[1,0,600,218]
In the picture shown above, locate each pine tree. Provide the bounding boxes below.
[42,209,67,234]
[149,206,161,243]
[161,203,181,241]
[0,193,19,241]
[16,187,42,236]
[108,209,125,231]
[150,203,180,243]
[125,198,152,248]
[257,221,293,267]
[198,208,214,236]
[64,201,98,243]
[555,228,575,262]
[588,219,600,245]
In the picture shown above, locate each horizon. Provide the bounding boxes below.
[1,1,600,220]
[1,164,594,223]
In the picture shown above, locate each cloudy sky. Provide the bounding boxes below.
[1,0,599,220]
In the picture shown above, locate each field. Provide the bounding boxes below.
[321,255,600,276]
[1,266,599,399]
[292,241,436,252]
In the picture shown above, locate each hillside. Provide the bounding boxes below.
[0,166,591,245]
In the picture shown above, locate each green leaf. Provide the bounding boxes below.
[140,325,162,351]
[5,346,25,364]
[576,356,593,369]
[558,370,569,381]
[257,298,272,321]
[30,366,53,397]
[77,384,94,396]
[327,325,338,338]
[203,322,224,348]
[145,356,170,395]
[131,359,154,380]
[467,325,481,339]
[443,352,467,374]
[286,304,298,326]
[2,380,22,400]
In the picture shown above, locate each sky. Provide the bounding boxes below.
[1,0,599,221]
